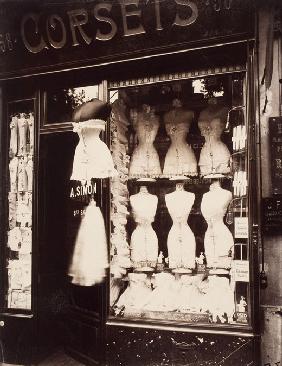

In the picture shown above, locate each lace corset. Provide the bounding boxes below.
[71,119,117,181]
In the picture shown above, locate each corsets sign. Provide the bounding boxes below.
[0,0,254,78]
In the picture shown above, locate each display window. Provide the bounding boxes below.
[108,72,251,327]
[4,99,35,311]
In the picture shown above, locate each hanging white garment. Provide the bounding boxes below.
[68,199,109,286]
[71,120,117,181]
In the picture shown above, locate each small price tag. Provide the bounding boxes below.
[231,260,249,282]
[234,217,248,238]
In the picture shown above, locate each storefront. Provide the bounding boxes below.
[0,1,262,365]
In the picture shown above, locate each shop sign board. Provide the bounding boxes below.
[0,0,255,78]
[231,260,249,282]
[234,217,248,239]
[262,196,282,234]
[269,117,282,195]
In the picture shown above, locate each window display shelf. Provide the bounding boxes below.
[109,74,251,328]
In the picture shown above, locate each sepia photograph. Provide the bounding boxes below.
[0,0,281,365]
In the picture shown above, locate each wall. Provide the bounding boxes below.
[258,5,282,366]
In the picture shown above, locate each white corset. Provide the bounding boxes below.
[130,192,158,269]
[165,190,196,269]
[129,114,161,178]
[201,186,233,267]
[163,122,197,177]
[71,120,117,181]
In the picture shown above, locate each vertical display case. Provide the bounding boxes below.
[108,71,253,328]
[4,99,35,313]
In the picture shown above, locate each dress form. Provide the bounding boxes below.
[163,98,197,177]
[165,183,196,272]
[18,113,27,157]
[129,104,161,178]
[198,100,230,177]
[9,157,18,193]
[27,113,34,155]
[9,116,18,157]
[71,119,117,182]
[18,158,28,193]
[201,180,233,270]
[130,186,158,271]
[25,155,33,192]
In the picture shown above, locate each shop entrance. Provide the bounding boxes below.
[38,131,104,365]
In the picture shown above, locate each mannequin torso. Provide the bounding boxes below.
[198,104,230,176]
[71,120,117,181]
[129,105,161,178]
[165,183,196,270]
[130,186,158,270]
[201,181,233,268]
[163,101,197,176]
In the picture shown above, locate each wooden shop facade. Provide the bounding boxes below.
[0,1,262,365]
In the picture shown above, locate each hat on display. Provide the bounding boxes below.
[73,98,112,122]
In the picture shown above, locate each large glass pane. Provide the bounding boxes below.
[45,85,99,125]
[109,73,250,326]
[6,99,34,311]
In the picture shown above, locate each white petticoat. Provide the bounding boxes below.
[68,200,109,286]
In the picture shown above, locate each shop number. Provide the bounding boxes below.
[0,33,13,53]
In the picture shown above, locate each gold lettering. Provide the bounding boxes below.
[173,0,198,27]
[21,13,48,54]
[94,3,117,41]
[67,8,92,46]
[120,0,146,37]
[154,0,163,31]
[47,14,67,49]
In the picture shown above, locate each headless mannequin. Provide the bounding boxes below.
[18,113,27,157]
[112,97,130,144]
[9,157,18,193]
[129,104,161,178]
[201,180,233,269]
[163,98,197,177]
[165,182,196,271]
[25,155,33,192]
[198,99,230,176]
[71,120,117,181]
[130,185,158,271]
[10,116,18,157]
[27,113,34,155]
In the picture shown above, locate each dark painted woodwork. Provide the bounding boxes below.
[0,0,254,79]
[105,325,259,366]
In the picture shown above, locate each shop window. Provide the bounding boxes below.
[44,85,99,125]
[108,72,251,327]
[5,99,34,311]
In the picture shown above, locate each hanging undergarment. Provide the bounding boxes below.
[68,199,109,286]
[71,120,117,182]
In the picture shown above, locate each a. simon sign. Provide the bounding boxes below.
[0,0,254,78]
